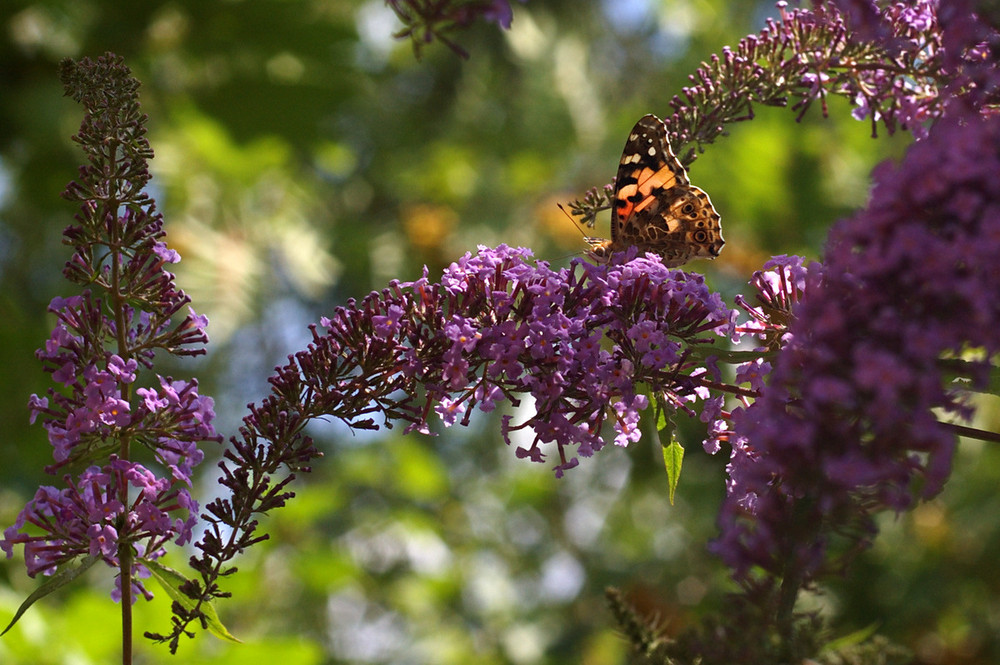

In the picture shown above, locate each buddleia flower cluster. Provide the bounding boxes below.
[566,1,1000,659]
[714,112,1000,585]
[156,242,748,647]
[11,3,1000,663]
[1,54,220,614]
[160,3,1000,656]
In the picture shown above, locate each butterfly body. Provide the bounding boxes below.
[586,115,724,267]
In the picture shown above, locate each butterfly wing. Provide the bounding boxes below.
[611,115,725,266]
[586,114,724,267]
[611,115,690,247]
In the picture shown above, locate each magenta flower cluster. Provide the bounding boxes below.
[25,295,213,472]
[2,457,198,602]
[315,245,736,476]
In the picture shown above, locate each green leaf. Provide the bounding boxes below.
[659,419,684,505]
[1,553,101,637]
[822,622,881,652]
[649,393,684,504]
[142,558,241,644]
[654,404,670,432]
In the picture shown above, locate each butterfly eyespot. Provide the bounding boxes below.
[693,230,709,243]
[681,203,695,215]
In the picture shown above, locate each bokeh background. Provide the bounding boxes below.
[1,1,998,663]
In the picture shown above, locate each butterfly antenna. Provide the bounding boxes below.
[556,202,589,239]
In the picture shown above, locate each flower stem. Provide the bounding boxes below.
[120,537,132,664]
[939,421,1000,444]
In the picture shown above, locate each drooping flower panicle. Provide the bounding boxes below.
[301,245,733,476]
[568,1,953,225]
[159,243,742,649]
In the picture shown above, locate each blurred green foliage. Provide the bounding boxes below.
[0,1,996,663]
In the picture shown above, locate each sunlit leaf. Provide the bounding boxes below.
[660,423,684,506]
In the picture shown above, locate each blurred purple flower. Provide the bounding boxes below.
[388,0,526,59]
[714,110,1000,583]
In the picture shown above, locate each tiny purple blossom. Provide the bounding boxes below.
[612,395,648,447]
[435,396,466,426]
[107,355,138,382]
[136,386,168,412]
[112,563,155,604]
[28,395,49,424]
[88,524,118,558]
[184,307,209,335]
[627,319,664,354]
[152,241,181,264]
[444,317,481,352]
[735,359,772,393]
[52,361,76,385]
[372,304,405,338]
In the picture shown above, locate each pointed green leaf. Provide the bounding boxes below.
[2,554,101,637]
[822,622,881,652]
[658,421,684,505]
[643,385,667,433]
[142,558,241,644]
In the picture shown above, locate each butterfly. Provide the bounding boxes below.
[585,114,724,267]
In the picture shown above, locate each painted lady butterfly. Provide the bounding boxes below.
[586,114,724,267]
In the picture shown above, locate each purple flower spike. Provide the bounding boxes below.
[387,0,525,59]
[3,54,219,620]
